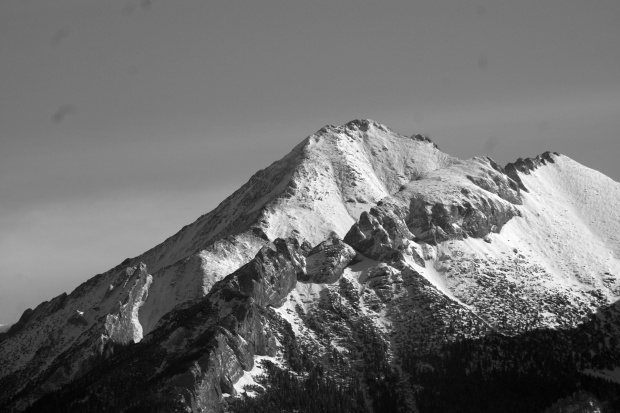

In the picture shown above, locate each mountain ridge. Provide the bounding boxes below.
[2,119,620,412]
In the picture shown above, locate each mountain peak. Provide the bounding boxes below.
[314,119,439,152]
[344,118,382,131]
[313,118,387,137]
[3,121,620,412]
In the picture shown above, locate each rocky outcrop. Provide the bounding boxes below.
[361,264,403,302]
[211,238,307,308]
[346,156,523,250]
[300,237,359,284]
[161,298,279,412]
[103,263,153,345]
[505,151,560,191]
[397,157,523,244]
[138,231,271,337]
[405,192,520,244]
[411,133,439,149]
[345,201,425,265]
[154,238,308,410]
[18,238,305,413]
[506,151,559,175]
[465,157,522,205]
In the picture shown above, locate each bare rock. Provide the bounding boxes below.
[362,264,403,302]
[345,202,425,266]
[300,237,358,284]
[211,238,306,308]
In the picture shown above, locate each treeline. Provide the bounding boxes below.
[227,361,366,413]
[400,328,620,413]
[233,307,412,413]
[23,384,179,413]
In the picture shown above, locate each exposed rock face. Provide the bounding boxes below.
[103,263,153,345]
[345,156,522,251]
[345,201,424,264]
[300,237,358,284]
[411,133,439,149]
[212,238,307,308]
[138,231,271,336]
[506,151,559,175]
[159,298,279,412]
[505,151,560,191]
[20,238,305,412]
[399,157,523,244]
[362,263,403,302]
[405,193,519,244]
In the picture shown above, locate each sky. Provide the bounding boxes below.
[1,0,619,324]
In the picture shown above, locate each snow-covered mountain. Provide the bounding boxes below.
[2,119,620,412]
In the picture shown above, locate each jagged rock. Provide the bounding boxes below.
[300,237,358,284]
[396,157,523,244]
[25,238,302,412]
[103,263,153,345]
[505,151,560,191]
[506,151,559,175]
[338,277,360,307]
[346,156,522,255]
[406,195,518,243]
[345,202,425,265]
[411,133,439,149]
[162,302,279,412]
[362,264,403,302]
[211,238,306,308]
[466,157,523,205]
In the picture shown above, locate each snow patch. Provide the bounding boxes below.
[230,355,282,397]
[274,281,329,340]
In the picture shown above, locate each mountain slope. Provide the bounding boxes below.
[2,120,620,412]
[0,120,454,409]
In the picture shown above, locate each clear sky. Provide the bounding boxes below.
[1,0,619,324]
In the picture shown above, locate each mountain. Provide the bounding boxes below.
[1,119,620,412]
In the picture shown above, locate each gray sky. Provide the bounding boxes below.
[1,0,619,324]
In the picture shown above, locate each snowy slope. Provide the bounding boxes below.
[260,120,456,245]
[412,153,620,333]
